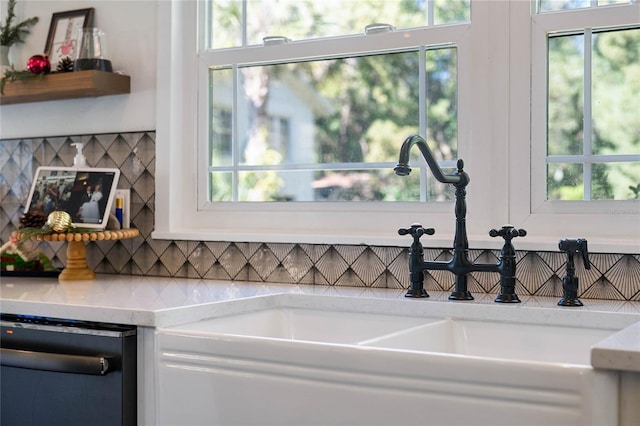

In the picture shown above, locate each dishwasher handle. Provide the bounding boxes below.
[0,348,112,375]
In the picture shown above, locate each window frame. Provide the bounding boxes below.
[510,0,640,252]
[155,0,639,253]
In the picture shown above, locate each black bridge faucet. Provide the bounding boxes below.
[394,135,527,303]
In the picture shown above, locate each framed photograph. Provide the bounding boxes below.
[24,166,120,230]
[44,8,94,67]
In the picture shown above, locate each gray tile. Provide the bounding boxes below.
[604,255,640,300]
[534,275,563,298]
[516,252,554,295]
[281,244,313,282]
[218,244,248,279]
[315,246,349,284]
[248,244,279,280]
[582,276,625,301]
[351,247,386,286]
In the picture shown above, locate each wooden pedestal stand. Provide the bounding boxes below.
[12,229,139,281]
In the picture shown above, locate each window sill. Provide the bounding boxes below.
[151,227,639,254]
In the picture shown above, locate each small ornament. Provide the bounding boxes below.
[56,56,74,72]
[26,54,51,74]
[46,211,72,233]
[1,236,57,273]
[1,236,41,272]
[19,211,47,229]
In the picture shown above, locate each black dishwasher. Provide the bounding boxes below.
[0,313,137,426]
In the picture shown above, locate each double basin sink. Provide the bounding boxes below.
[159,293,638,425]
[166,293,625,366]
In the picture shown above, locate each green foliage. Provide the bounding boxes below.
[0,67,43,94]
[0,0,38,46]
[547,28,640,200]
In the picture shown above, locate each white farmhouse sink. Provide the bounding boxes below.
[165,296,615,365]
[157,294,636,426]
[361,318,614,365]
[166,307,430,344]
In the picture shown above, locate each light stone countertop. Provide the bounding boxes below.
[1,274,639,372]
[591,322,640,372]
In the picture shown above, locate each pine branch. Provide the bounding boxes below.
[0,67,44,94]
[0,0,39,46]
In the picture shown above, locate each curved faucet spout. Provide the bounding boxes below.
[394,135,468,187]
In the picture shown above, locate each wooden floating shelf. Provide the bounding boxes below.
[0,70,130,105]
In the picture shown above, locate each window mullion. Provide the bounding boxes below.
[419,46,428,202]
[232,66,240,202]
[583,28,593,201]
[427,0,435,27]
[241,0,248,47]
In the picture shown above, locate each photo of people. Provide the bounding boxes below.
[26,170,76,217]
[76,183,104,223]
[25,168,119,228]
[68,171,116,225]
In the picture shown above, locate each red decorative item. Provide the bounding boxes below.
[26,54,51,74]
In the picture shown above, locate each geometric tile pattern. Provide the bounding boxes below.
[1,133,639,302]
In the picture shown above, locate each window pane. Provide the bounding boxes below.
[214,168,455,202]
[547,34,584,156]
[538,0,629,13]
[236,169,423,202]
[210,0,242,49]
[538,0,592,12]
[210,68,234,166]
[547,163,583,200]
[546,26,640,201]
[433,0,470,26]
[592,162,640,200]
[208,0,469,49]
[591,29,640,156]
[209,47,458,203]
[209,172,233,201]
[426,48,458,159]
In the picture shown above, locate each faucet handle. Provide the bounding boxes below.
[489,225,527,241]
[559,238,590,270]
[398,223,435,244]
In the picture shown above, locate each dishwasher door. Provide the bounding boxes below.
[0,314,137,426]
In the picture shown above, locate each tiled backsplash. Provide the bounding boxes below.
[1,133,639,301]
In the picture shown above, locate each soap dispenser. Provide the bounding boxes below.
[557,238,590,307]
[71,142,87,167]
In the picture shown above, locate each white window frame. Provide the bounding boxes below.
[155,0,639,253]
[510,0,640,253]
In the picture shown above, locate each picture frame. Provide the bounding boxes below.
[24,166,120,230]
[44,8,94,68]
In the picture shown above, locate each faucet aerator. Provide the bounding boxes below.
[394,165,411,176]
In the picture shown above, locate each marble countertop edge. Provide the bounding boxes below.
[591,322,640,373]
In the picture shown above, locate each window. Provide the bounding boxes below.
[205,48,458,203]
[207,0,470,49]
[156,0,640,252]
[546,27,639,201]
[512,0,640,249]
[201,1,468,205]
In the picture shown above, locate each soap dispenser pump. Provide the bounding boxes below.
[71,143,87,167]
[558,238,590,307]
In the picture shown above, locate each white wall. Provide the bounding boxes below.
[0,0,156,139]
